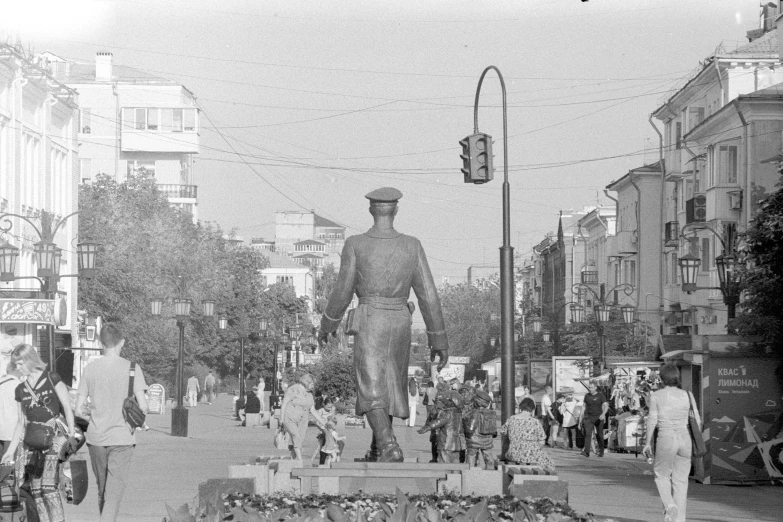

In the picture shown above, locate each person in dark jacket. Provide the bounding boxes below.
[417,388,465,463]
[464,389,498,469]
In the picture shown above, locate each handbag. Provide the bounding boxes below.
[344,308,358,336]
[22,378,58,451]
[0,463,20,513]
[687,391,707,458]
[122,363,146,432]
[274,428,290,450]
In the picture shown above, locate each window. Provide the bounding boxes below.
[135,108,146,130]
[81,109,91,134]
[701,238,711,269]
[623,260,636,285]
[719,145,738,184]
[173,109,183,132]
[0,119,7,200]
[184,109,195,131]
[675,122,682,149]
[127,160,155,176]
[672,254,678,284]
[687,107,705,132]
[23,133,40,208]
[80,158,91,184]
[161,109,173,132]
[122,108,134,130]
[148,109,159,131]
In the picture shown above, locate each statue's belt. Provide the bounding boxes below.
[358,296,411,311]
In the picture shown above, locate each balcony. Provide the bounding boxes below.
[581,271,598,284]
[615,230,638,254]
[121,130,199,154]
[158,184,197,199]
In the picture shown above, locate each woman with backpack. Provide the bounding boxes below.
[1,344,76,522]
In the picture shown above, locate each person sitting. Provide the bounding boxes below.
[499,397,555,470]
[241,387,261,426]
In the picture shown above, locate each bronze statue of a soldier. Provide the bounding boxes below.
[318,187,449,462]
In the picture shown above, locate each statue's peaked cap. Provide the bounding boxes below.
[365,187,402,203]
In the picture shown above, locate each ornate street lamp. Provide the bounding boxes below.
[621,304,636,325]
[149,276,215,437]
[77,241,98,279]
[0,210,99,366]
[571,282,636,372]
[0,245,19,281]
[570,304,585,324]
[531,317,542,333]
[678,253,701,294]
[595,304,612,323]
[542,330,551,343]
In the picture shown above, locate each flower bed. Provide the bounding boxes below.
[165,489,624,522]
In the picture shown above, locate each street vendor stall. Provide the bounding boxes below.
[604,359,660,454]
[663,335,783,485]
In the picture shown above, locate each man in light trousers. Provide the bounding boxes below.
[76,323,148,521]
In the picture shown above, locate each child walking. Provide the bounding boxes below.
[320,421,346,466]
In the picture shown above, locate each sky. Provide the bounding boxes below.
[3,0,766,287]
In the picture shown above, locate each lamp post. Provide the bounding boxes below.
[678,223,741,324]
[535,301,581,357]
[262,320,289,411]
[461,66,515,426]
[0,211,98,367]
[149,275,215,437]
[219,315,263,400]
[570,282,636,372]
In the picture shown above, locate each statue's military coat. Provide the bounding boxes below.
[320,226,448,418]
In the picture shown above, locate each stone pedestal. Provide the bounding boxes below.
[461,468,503,496]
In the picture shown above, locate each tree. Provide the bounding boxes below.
[77,172,286,391]
[734,175,783,350]
[438,283,500,366]
[314,263,338,314]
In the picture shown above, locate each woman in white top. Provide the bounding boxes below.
[407,377,419,427]
[642,364,700,522]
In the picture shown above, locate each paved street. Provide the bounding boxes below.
[62,394,782,522]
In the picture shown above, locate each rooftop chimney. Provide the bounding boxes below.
[95,52,113,81]
[763,3,780,33]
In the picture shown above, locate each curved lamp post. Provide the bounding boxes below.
[678,223,740,323]
[0,211,98,366]
[571,282,636,371]
[149,275,215,437]
[261,320,291,411]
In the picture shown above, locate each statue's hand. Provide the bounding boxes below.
[318,330,334,348]
[430,348,449,372]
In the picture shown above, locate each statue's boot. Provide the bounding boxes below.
[365,409,404,462]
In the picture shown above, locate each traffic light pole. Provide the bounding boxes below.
[472,66,515,432]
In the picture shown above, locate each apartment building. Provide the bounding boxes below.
[0,43,80,376]
[274,210,345,269]
[652,13,783,336]
[605,163,662,343]
[40,51,200,220]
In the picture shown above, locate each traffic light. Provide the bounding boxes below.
[459,132,494,184]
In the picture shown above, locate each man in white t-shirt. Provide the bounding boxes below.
[76,323,148,522]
